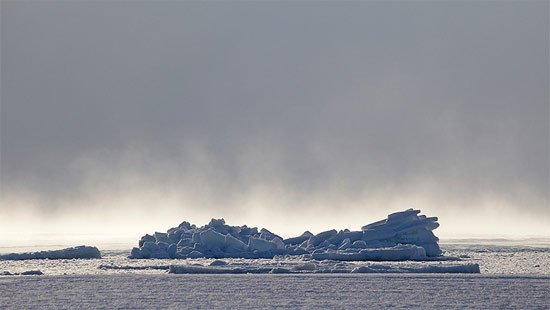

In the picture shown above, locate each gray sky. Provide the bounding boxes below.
[1,1,548,242]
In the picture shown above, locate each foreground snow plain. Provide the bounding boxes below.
[1,273,549,309]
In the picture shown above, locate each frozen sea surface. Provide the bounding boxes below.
[1,241,549,308]
[441,242,550,275]
[1,274,549,309]
[2,242,549,275]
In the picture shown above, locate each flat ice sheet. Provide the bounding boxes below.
[1,274,548,309]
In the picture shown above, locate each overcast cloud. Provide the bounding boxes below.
[1,1,548,239]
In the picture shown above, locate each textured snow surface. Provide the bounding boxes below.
[130,209,443,260]
[1,274,549,309]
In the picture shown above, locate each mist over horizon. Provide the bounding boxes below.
[1,1,549,244]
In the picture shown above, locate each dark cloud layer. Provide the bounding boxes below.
[1,2,548,237]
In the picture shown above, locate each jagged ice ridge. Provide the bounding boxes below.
[129,209,443,261]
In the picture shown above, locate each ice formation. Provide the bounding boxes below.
[0,270,44,276]
[167,263,480,274]
[0,246,101,260]
[130,209,443,261]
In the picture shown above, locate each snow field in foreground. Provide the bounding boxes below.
[0,274,548,309]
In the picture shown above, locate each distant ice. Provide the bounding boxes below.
[19,270,44,276]
[0,270,43,276]
[97,254,479,275]
[98,265,169,271]
[0,246,101,260]
[350,263,480,274]
[167,262,480,274]
[130,209,444,261]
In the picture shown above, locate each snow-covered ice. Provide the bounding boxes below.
[129,209,443,261]
[93,255,481,276]
[167,262,480,274]
[0,270,43,276]
[0,246,101,260]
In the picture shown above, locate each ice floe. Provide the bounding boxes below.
[130,209,444,261]
[167,262,480,274]
[0,270,44,276]
[0,246,101,260]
